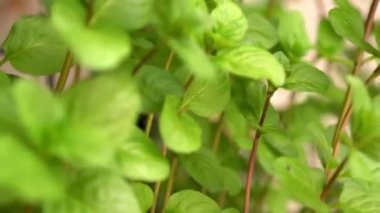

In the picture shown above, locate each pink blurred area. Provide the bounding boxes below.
[0,0,42,42]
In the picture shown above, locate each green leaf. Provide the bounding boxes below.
[0,135,64,201]
[230,79,279,128]
[130,182,154,212]
[51,0,131,70]
[0,72,11,90]
[135,65,183,113]
[222,168,242,196]
[43,0,54,12]
[0,89,22,135]
[348,76,371,113]
[216,45,285,86]
[340,177,380,212]
[116,128,170,182]
[220,208,239,213]
[348,151,380,183]
[44,171,141,213]
[283,62,330,94]
[307,123,337,169]
[52,72,140,166]
[160,96,202,153]
[210,1,248,47]
[2,16,66,75]
[329,7,363,46]
[12,80,64,144]
[165,190,220,213]
[272,157,329,212]
[329,7,380,57]
[243,12,278,49]
[169,38,216,79]
[90,0,153,30]
[316,19,344,58]
[153,0,210,40]
[180,69,230,117]
[348,77,380,161]
[265,187,288,213]
[278,11,311,58]
[181,149,224,192]
[224,102,251,150]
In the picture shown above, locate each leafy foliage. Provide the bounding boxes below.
[3,17,66,75]
[1,0,380,212]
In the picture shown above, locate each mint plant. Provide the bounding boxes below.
[0,0,380,212]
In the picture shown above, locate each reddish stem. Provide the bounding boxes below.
[244,89,274,213]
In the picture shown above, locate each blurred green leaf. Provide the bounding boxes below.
[316,19,344,58]
[244,12,278,49]
[284,62,330,94]
[272,157,328,212]
[2,17,66,75]
[278,11,311,58]
[265,187,288,213]
[210,1,248,47]
[12,80,64,144]
[349,77,380,161]
[135,65,183,113]
[220,208,239,213]
[165,190,220,213]
[160,96,202,153]
[348,76,371,113]
[130,182,154,212]
[51,0,131,70]
[329,7,363,46]
[230,79,279,128]
[216,45,285,86]
[44,171,141,213]
[0,72,11,90]
[340,176,380,213]
[169,38,216,79]
[224,102,251,150]
[348,151,380,183]
[180,70,230,117]
[52,72,140,166]
[153,0,210,40]
[329,7,380,57]
[181,149,224,192]
[222,168,242,196]
[91,0,153,30]
[0,135,64,201]
[117,128,170,182]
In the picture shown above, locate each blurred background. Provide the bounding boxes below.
[0,0,375,46]
[0,0,378,104]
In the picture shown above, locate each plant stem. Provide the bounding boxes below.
[24,204,32,213]
[161,157,178,213]
[244,88,274,213]
[266,0,276,18]
[74,64,81,82]
[330,0,379,158]
[55,52,74,93]
[212,114,224,153]
[145,113,155,136]
[365,64,380,84]
[150,50,175,213]
[218,192,227,208]
[150,144,168,213]
[320,156,349,200]
[0,57,7,67]
[132,47,158,76]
